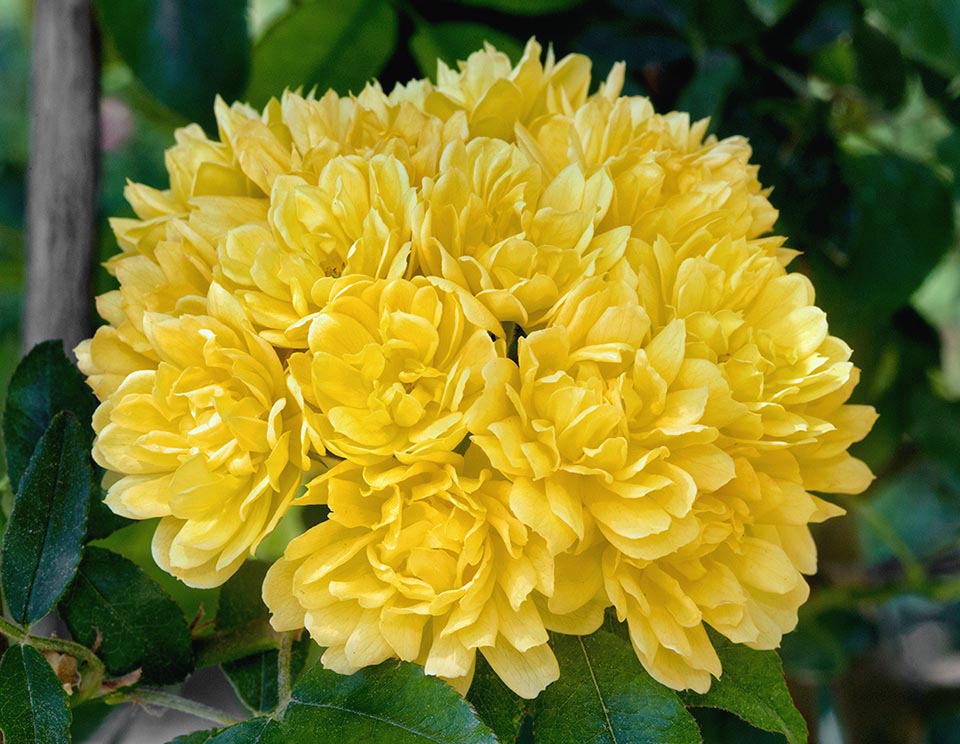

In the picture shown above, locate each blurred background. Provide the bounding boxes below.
[3,0,960,742]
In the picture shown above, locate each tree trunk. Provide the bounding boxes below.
[23,0,99,355]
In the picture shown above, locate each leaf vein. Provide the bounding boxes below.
[578,635,618,744]
[292,699,450,743]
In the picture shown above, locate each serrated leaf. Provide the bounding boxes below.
[467,653,527,744]
[2,340,96,492]
[95,0,249,125]
[693,708,785,743]
[681,632,807,744]
[0,645,71,744]
[0,340,125,541]
[59,546,194,684]
[534,631,700,744]
[1,412,90,624]
[278,661,497,743]
[170,730,221,744]
[217,561,307,713]
[246,0,397,107]
[168,718,279,744]
[454,0,583,14]
[410,23,524,79]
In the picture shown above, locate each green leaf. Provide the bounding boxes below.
[95,0,249,124]
[808,148,954,370]
[1,412,91,624]
[85,483,132,542]
[278,661,497,743]
[677,49,742,125]
[70,699,116,743]
[96,518,218,621]
[170,731,221,744]
[2,340,96,492]
[745,0,796,25]
[59,546,194,684]
[842,149,955,306]
[0,645,71,744]
[410,23,524,79]
[693,708,786,743]
[534,631,700,744]
[467,653,527,744]
[217,561,307,713]
[854,460,960,565]
[246,0,398,107]
[681,632,807,744]
[862,0,960,78]
[168,718,280,744]
[454,0,583,14]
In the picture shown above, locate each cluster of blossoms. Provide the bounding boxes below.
[79,39,876,698]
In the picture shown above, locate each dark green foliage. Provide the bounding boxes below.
[277,661,497,743]
[534,631,700,744]
[1,339,128,542]
[216,561,307,713]
[411,23,525,78]
[692,708,786,744]
[2,340,96,492]
[169,720,280,744]
[246,0,398,106]
[95,0,249,126]
[69,700,116,743]
[744,0,797,26]
[0,645,71,744]
[454,0,584,16]
[59,547,194,684]
[467,654,528,744]
[677,48,741,123]
[1,412,90,624]
[862,0,960,77]
[682,633,807,744]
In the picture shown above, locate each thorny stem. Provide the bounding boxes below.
[275,631,295,716]
[0,614,105,701]
[193,617,282,669]
[112,687,241,727]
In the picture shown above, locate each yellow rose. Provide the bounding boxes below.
[90,284,304,587]
[288,275,502,463]
[264,453,558,698]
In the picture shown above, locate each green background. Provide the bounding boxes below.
[3,0,960,741]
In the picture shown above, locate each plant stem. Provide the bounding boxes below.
[0,615,102,671]
[118,688,241,727]
[193,618,282,669]
[0,615,27,643]
[275,631,294,715]
[0,614,106,702]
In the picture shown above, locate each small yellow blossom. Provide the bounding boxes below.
[264,453,558,698]
[424,38,597,140]
[415,138,627,327]
[89,284,304,587]
[288,275,503,463]
[217,154,416,347]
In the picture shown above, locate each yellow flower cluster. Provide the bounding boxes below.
[78,39,876,698]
